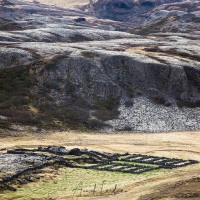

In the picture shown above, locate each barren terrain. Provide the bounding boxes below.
[25,0,89,8]
[0,131,199,199]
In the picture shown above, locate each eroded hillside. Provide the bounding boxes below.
[0,0,200,132]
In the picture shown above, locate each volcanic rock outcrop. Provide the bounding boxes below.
[89,0,183,21]
[89,0,200,33]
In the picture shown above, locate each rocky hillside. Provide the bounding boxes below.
[0,0,200,132]
[89,0,200,33]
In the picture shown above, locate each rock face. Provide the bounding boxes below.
[42,46,200,102]
[0,0,200,132]
[90,0,183,22]
[89,0,200,33]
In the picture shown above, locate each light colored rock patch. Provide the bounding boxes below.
[106,97,200,133]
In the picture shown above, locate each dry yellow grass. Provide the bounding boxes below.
[1,131,199,159]
[0,130,200,199]
[25,0,89,8]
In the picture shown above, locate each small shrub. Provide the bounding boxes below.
[124,126,132,131]
[0,93,9,103]
[94,97,119,111]
[152,96,166,105]
[0,96,30,109]
[81,51,98,58]
[124,100,133,107]
[87,119,110,129]
[176,100,200,108]
[93,97,120,121]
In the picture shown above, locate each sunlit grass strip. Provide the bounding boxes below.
[0,167,167,200]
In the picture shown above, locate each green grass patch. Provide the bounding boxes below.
[115,160,159,167]
[0,167,167,200]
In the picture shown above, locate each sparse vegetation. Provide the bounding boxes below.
[0,67,88,130]
[87,119,110,129]
[0,67,34,105]
[0,67,40,127]
[129,16,179,35]
[81,51,99,58]
[93,97,120,121]
[0,168,137,200]
[0,67,119,130]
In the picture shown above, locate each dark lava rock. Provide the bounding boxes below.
[74,17,86,23]
[68,148,82,156]
[17,179,27,184]
[90,0,183,22]
[49,146,67,155]
[38,146,68,155]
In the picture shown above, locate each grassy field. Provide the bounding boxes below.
[0,130,200,199]
[1,168,167,200]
